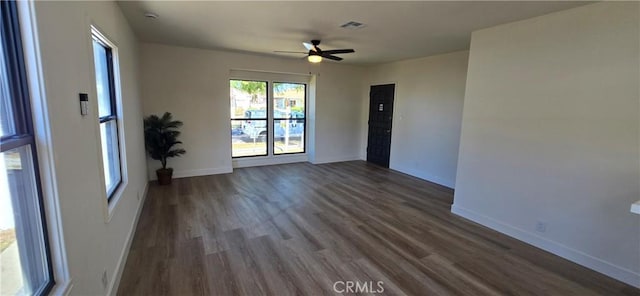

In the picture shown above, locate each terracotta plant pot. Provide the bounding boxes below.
[156,168,174,185]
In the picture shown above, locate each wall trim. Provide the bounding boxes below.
[312,155,361,164]
[174,167,233,179]
[106,182,149,296]
[389,164,454,188]
[149,166,233,181]
[451,204,640,288]
[233,154,308,168]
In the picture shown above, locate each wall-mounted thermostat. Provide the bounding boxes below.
[79,93,88,116]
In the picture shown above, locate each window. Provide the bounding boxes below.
[273,82,305,154]
[230,80,306,158]
[0,1,54,295]
[91,29,122,199]
[230,80,268,157]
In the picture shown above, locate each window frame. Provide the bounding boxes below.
[0,1,55,294]
[91,27,124,201]
[272,81,306,155]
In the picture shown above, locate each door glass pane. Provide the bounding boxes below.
[273,82,305,119]
[92,40,112,118]
[231,119,267,157]
[0,145,50,295]
[100,120,121,196]
[230,80,267,119]
[230,80,267,158]
[0,34,15,138]
[274,119,304,154]
[273,83,305,154]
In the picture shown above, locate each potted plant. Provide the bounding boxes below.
[143,112,186,185]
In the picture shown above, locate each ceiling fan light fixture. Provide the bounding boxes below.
[308,55,322,63]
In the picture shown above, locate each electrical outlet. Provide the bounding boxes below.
[101,269,108,290]
[535,221,547,233]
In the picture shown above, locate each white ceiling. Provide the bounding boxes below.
[118,1,590,65]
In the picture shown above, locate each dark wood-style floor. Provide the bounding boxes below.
[117,161,639,295]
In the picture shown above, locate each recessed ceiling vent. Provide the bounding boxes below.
[144,12,159,19]
[340,21,366,30]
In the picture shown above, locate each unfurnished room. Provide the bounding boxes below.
[0,1,639,295]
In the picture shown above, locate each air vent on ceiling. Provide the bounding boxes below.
[144,12,159,19]
[340,21,366,30]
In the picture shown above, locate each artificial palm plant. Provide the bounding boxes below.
[143,112,186,185]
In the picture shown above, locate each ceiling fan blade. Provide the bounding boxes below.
[303,42,316,52]
[274,50,307,54]
[321,49,355,55]
[320,54,343,61]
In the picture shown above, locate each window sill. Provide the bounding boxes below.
[105,180,128,222]
[48,278,73,296]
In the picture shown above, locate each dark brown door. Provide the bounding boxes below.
[367,84,395,167]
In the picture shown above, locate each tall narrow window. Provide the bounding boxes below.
[230,80,267,157]
[0,1,54,295]
[273,82,305,154]
[92,30,122,199]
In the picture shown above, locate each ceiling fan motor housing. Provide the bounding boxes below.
[278,39,354,62]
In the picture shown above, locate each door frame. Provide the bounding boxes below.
[229,70,313,168]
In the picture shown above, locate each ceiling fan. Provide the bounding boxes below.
[275,40,355,63]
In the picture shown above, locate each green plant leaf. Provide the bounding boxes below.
[144,112,186,169]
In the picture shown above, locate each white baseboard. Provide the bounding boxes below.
[312,155,360,164]
[174,167,233,179]
[233,154,308,168]
[451,204,640,288]
[149,166,233,180]
[106,182,149,296]
[389,165,454,188]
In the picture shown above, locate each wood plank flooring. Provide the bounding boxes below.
[117,161,639,295]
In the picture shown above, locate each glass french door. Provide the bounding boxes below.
[230,80,306,158]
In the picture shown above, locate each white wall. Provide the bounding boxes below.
[33,1,147,295]
[360,51,468,188]
[140,43,365,179]
[453,2,640,287]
